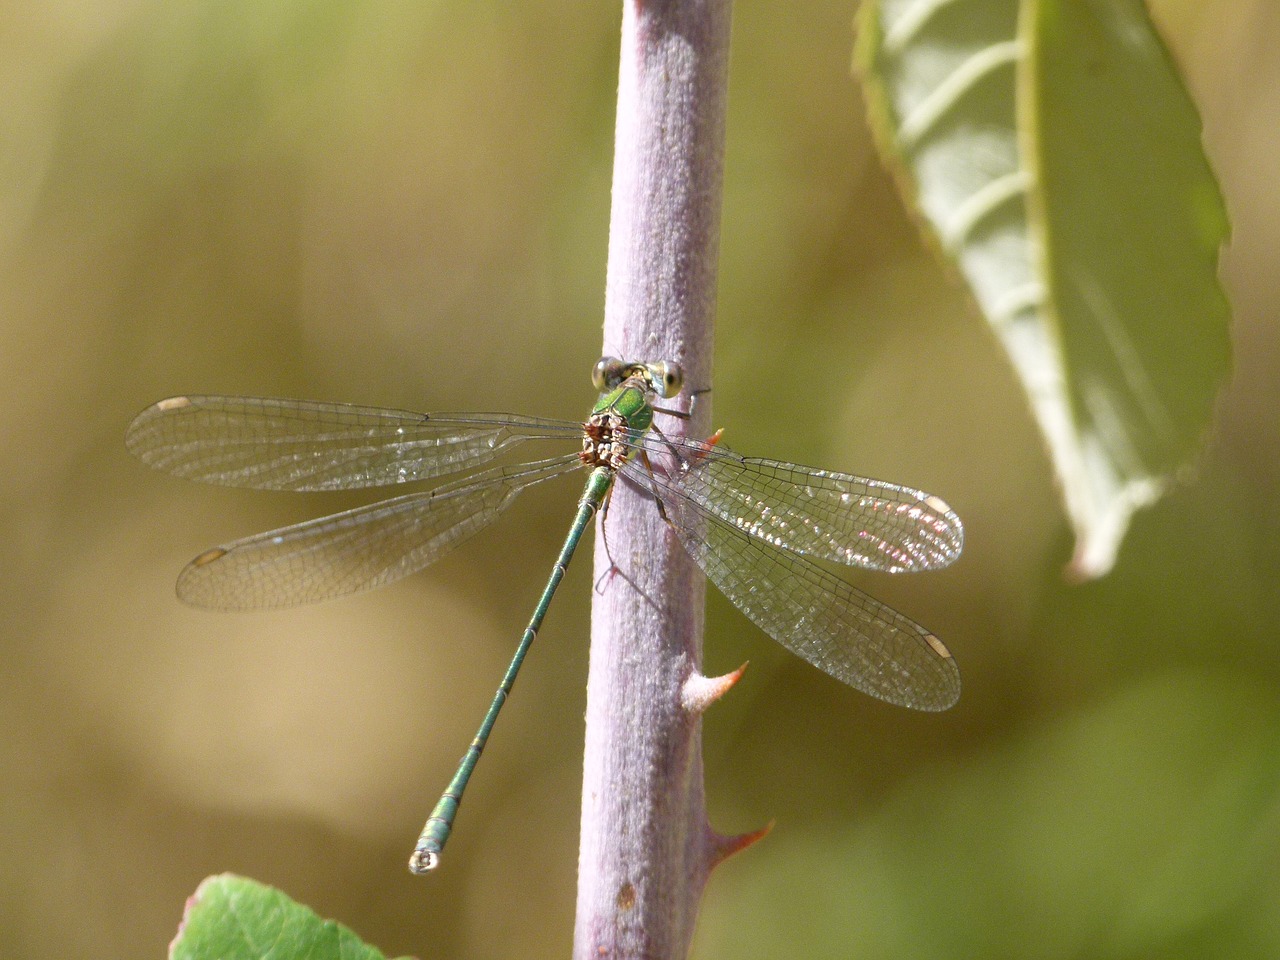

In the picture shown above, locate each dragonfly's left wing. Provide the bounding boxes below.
[127,395,584,491]
[635,461,960,711]
[176,455,581,609]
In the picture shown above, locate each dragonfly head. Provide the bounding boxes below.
[592,356,684,399]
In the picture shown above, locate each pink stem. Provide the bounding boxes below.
[574,1,732,958]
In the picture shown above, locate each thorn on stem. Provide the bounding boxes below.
[709,820,774,870]
[681,662,748,714]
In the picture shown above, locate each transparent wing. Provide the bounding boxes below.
[631,461,960,711]
[632,433,962,572]
[126,395,584,491]
[177,455,582,609]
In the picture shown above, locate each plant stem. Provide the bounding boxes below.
[574,1,732,958]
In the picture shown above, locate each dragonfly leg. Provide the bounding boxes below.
[651,382,708,422]
[590,480,664,613]
[592,454,670,614]
[592,565,617,595]
[594,484,621,595]
[685,382,711,418]
[634,448,671,523]
[648,374,708,422]
[647,423,725,478]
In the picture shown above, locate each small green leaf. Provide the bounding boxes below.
[171,874,404,960]
[856,0,1230,577]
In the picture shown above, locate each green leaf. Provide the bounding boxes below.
[856,0,1230,578]
[170,874,404,960]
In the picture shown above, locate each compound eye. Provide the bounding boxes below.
[593,357,626,391]
[653,361,683,398]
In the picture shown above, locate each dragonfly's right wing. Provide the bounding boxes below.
[638,462,961,711]
[126,395,584,491]
[176,455,581,609]
[636,434,963,573]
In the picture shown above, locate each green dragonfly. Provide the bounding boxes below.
[125,357,963,873]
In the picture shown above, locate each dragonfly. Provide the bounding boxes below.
[125,356,963,873]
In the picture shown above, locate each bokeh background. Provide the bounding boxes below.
[4,1,1278,958]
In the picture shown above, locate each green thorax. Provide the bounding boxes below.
[582,374,656,472]
[592,375,655,432]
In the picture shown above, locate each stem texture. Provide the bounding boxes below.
[575,1,731,958]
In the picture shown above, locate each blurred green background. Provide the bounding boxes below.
[3,2,1277,958]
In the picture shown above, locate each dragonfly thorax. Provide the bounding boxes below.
[583,371,658,471]
[581,410,633,470]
